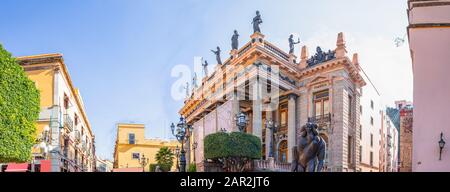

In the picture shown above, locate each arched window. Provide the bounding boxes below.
[278,140,288,162]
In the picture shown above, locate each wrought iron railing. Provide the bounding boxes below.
[75,130,81,143]
[309,113,331,125]
[64,114,73,132]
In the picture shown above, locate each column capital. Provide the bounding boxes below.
[288,93,298,100]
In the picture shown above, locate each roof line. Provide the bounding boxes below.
[359,65,381,96]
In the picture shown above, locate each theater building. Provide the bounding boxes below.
[179,28,367,172]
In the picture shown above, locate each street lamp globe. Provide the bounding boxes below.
[235,112,248,132]
[170,116,190,172]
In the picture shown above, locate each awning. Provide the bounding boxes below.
[39,160,52,172]
[5,163,29,172]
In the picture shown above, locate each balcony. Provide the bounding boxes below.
[64,114,74,132]
[309,113,331,128]
[75,130,81,143]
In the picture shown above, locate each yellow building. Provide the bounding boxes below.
[113,123,179,172]
[14,53,96,172]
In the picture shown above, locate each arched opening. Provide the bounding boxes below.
[278,140,288,163]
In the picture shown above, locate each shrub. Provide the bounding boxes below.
[204,131,261,172]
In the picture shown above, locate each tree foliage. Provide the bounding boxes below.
[204,132,261,172]
[0,44,40,163]
[188,163,196,172]
[149,164,157,172]
[155,146,174,172]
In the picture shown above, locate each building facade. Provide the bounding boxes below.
[359,74,382,172]
[113,123,179,172]
[180,29,367,172]
[399,103,413,172]
[407,0,450,171]
[383,112,399,172]
[96,158,113,172]
[13,54,96,172]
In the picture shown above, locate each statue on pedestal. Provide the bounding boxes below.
[291,122,326,172]
[202,60,209,77]
[288,34,300,54]
[231,30,239,50]
[252,11,263,33]
[211,46,222,65]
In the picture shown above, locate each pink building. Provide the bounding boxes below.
[408,0,450,171]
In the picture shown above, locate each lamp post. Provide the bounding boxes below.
[265,119,278,158]
[139,154,149,172]
[439,132,446,161]
[235,111,248,132]
[32,126,50,172]
[171,116,193,172]
[192,142,198,163]
[175,146,180,171]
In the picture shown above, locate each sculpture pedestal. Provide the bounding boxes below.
[289,53,297,64]
[230,49,238,59]
[250,32,265,45]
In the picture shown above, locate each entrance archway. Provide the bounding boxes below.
[278,140,288,162]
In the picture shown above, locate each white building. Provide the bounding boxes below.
[382,112,399,172]
[358,71,382,172]
[96,158,113,172]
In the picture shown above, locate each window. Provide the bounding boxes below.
[370,100,374,110]
[360,105,363,114]
[313,90,330,117]
[128,133,135,144]
[370,117,374,125]
[370,151,373,166]
[64,94,69,109]
[359,146,362,162]
[348,136,353,164]
[280,110,287,127]
[359,125,362,139]
[74,114,79,126]
[348,95,352,121]
[370,134,373,147]
[132,153,140,159]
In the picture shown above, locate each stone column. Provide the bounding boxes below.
[265,111,273,158]
[185,136,191,170]
[287,94,297,162]
[51,68,61,172]
[253,98,262,140]
[252,71,262,140]
[232,91,240,132]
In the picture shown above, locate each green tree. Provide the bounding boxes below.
[155,146,174,172]
[204,132,261,172]
[188,163,196,172]
[0,44,40,163]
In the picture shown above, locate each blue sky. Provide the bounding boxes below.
[0,0,412,160]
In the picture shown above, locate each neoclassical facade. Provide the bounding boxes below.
[180,30,366,172]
